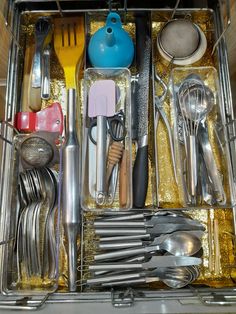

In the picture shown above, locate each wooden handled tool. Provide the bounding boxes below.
[119,149,128,207]
[106,141,123,185]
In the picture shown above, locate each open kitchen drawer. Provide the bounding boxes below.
[1,0,236,312]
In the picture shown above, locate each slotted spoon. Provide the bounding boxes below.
[54,16,85,88]
[54,16,85,292]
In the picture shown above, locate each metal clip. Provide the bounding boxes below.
[0,295,48,310]
[111,288,145,308]
[0,121,19,145]
[225,119,236,142]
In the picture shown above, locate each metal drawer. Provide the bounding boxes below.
[1,0,236,312]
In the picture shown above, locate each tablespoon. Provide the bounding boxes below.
[94,232,201,261]
[87,266,190,285]
[98,229,204,243]
[98,230,204,250]
[100,267,196,288]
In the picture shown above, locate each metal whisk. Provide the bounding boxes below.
[178,76,209,204]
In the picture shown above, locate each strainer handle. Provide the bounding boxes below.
[212,0,231,55]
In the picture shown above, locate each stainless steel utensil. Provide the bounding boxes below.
[97,210,189,221]
[178,77,214,203]
[154,70,177,184]
[198,122,226,205]
[91,265,198,289]
[41,44,51,99]
[94,231,201,261]
[87,266,191,285]
[89,256,202,271]
[62,89,81,292]
[157,19,207,65]
[17,168,58,280]
[95,222,205,236]
[32,17,52,88]
[98,230,204,250]
[94,216,204,228]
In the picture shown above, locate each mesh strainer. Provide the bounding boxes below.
[157,19,207,65]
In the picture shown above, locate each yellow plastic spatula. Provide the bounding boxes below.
[54,16,85,88]
[54,17,85,292]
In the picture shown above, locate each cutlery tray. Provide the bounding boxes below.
[1,1,236,309]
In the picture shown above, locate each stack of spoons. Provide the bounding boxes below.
[86,211,205,289]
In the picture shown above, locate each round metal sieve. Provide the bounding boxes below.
[20,137,54,168]
[157,19,207,65]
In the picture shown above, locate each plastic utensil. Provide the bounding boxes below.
[88,12,134,68]
[88,80,116,205]
[15,102,63,134]
[54,16,85,89]
[54,16,85,292]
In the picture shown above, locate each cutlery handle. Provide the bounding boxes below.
[94,255,146,276]
[87,272,142,285]
[133,140,149,208]
[99,234,151,242]
[94,246,149,261]
[198,125,226,205]
[32,44,42,88]
[102,278,147,287]
[96,115,107,205]
[62,88,80,292]
[95,221,145,228]
[41,47,50,99]
[102,213,146,221]
[89,263,142,271]
[99,240,143,250]
[187,135,198,201]
[95,228,147,236]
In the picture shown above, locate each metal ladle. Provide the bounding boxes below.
[94,231,202,261]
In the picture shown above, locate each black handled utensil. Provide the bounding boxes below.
[133,13,151,208]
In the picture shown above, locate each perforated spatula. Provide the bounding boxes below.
[54,16,85,292]
[54,16,85,89]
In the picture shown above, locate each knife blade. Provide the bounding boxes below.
[133,13,151,208]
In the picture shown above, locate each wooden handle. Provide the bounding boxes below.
[28,85,41,112]
[21,45,32,111]
[106,142,123,186]
[21,44,42,112]
[119,150,128,208]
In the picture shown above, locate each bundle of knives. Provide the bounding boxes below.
[85,211,205,288]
